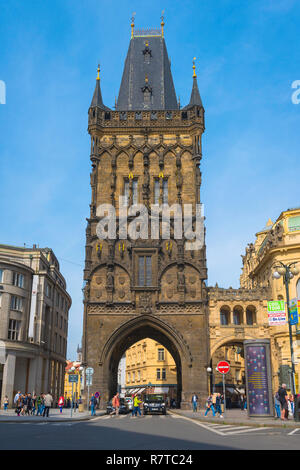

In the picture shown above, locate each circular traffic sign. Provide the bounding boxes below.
[86,367,94,375]
[216,361,230,374]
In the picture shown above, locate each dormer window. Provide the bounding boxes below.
[142,41,152,64]
[141,76,152,107]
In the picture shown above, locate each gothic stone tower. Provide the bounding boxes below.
[82,20,209,409]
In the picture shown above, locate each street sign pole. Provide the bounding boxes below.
[71,381,74,418]
[223,373,226,415]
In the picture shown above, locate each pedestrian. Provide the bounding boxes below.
[274,391,281,419]
[36,395,42,416]
[277,383,288,421]
[215,393,224,418]
[13,391,21,409]
[43,391,53,417]
[27,393,33,415]
[191,393,198,412]
[3,395,9,411]
[240,394,245,411]
[31,394,37,415]
[204,394,216,417]
[15,395,22,416]
[111,393,120,416]
[132,394,142,417]
[287,391,294,418]
[58,395,64,413]
[90,394,96,416]
[21,393,28,415]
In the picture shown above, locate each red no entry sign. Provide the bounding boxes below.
[217,361,230,374]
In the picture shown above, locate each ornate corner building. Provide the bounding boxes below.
[82,20,209,409]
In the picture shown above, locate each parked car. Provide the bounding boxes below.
[106,399,130,415]
[143,394,167,415]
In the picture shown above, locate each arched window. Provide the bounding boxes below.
[233,306,243,325]
[220,306,230,325]
[246,306,256,325]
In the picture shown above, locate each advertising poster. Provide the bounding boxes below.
[267,300,286,325]
[245,344,271,416]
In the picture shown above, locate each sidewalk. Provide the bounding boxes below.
[0,408,105,423]
[170,408,300,428]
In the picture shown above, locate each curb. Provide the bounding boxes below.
[168,410,300,429]
[0,412,106,424]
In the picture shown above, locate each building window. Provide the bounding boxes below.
[12,272,24,288]
[162,180,168,204]
[45,283,51,298]
[246,306,256,325]
[162,368,166,380]
[233,307,243,325]
[132,371,135,382]
[158,348,165,361]
[60,316,63,330]
[0,269,3,283]
[154,180,160,205]
[138,256,152,286]
[156,368,161,380]
[127,372,131,383]
[138,370,141,381]
[8,319,21,340]
[132,180,138,205]
[220,306,230,325]
[10,295,23,312]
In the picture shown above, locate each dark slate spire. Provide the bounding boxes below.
[90,65,110,110]
[184,58,203,109]
[116,21,178,111]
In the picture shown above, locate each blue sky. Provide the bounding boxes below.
[0,0,299,359]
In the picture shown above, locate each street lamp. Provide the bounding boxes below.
[272,261,299,419]
[206,367,215,394]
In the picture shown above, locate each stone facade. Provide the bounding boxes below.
[0,244,71,406]
[82,27,209,409]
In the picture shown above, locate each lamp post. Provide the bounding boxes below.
[206,367,215,394]
[69,366,75,418]
[273,261,299,419]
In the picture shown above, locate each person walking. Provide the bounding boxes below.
[31,394,37,415]
[215,393,223,418]
[204,394,216,417]
[191,393,198,412]
[13,391,21,409]
[111,393,120,416]
[274,391,281,419]
[27,393,33,415]
[90,394,96,416]
[3,395,9,411]
[36,395,43,416]
[15,395,23,416]
[133,394,142,417]
[277,384,288,421]
[58,395,64,413]
[43,392,53,417]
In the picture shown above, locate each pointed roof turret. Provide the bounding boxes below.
[116,16,178,111]
[184,58,203,109]
[90,65,110,110]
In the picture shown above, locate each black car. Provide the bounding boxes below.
[106,399,129,415]
[143,394,167,415]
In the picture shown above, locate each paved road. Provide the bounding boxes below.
[0,413,299,450]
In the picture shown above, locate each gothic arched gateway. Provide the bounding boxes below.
[82,22,209,409]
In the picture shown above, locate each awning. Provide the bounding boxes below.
[137,387,146,393]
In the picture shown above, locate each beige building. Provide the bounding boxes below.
[0,244,71,407]
[208,207,300,400]
[125,338,177,399]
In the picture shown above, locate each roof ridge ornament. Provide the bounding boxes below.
[161,10,165,38]
[193,57,196,78]
[97,64,100,81]
[131,12,136,39]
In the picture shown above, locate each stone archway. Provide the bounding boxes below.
[97,315,197,409]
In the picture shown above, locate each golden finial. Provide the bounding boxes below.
[131,12,136,39]
[145,75,148,83]
[161,10,165,37]
[97,64,100,81]
[192,57,196,78]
